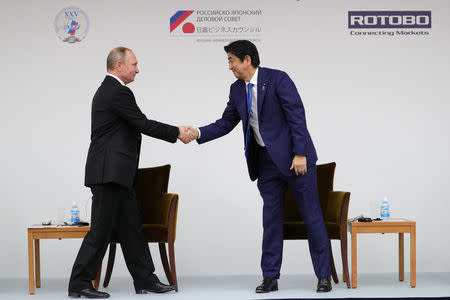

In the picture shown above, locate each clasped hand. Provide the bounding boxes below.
[178,126,199,144]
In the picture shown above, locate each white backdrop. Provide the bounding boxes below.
[1,0,449,280]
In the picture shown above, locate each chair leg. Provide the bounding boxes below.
[340,232,351,288]
[93,263,102,290]
[168,242,178,292]
[329,240,338,284]
[103,243,116,288]
[159,243,173,285]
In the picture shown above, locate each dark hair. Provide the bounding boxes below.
[224,40,260,68]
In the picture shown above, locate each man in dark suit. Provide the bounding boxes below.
[68,47,194,298]
[189,40,332,293]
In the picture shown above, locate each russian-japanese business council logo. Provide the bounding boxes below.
[169,9,263,43]
[54,7,89,43]
[170,10,195,34]
[348,11,431,37]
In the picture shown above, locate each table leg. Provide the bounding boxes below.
[399,233,404,281]
[410,225,416,287]
[351,231,357,288]
[28,231,35,295]
[35,239,41,288]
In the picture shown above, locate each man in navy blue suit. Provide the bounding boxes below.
[189,40,332,293]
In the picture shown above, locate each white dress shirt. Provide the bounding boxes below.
[245,68,265,147]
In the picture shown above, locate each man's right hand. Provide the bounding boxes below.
[178,126,198,144]
[188,127,199,140]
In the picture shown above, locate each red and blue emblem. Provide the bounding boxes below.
[54,7,89,43]
[170,10,195,33]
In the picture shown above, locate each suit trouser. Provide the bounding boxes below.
[256,147,331,279]
[68,183,157,291]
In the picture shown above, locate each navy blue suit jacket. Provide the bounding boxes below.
[198,67,317,181]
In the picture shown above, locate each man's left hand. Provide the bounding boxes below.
[290,155,307,175]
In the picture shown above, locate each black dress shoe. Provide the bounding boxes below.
[68,286,110,298]
[317,276,332,293]
[255,278,278,293]
[135,281,176,294]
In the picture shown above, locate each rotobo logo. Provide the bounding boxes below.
[348,11,431,29]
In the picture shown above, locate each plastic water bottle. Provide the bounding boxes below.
[71,202,80,223]
[380,196,390,219]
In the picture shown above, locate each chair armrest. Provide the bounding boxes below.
[325,191,350,225]
[161,193,179,242]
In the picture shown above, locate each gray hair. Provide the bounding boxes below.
[106,47,131,71]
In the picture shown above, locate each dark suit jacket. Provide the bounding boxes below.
[84,76,179,188]
[198,67,317,181]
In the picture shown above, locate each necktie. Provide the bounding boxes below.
[245,83,254,158]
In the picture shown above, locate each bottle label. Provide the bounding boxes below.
[71,210,80,222]
[380,205,390,218]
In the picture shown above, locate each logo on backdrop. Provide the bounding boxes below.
[54,7,89,43]
[348,11,431,37]
[170,10,195,33]
[170,9,263,43]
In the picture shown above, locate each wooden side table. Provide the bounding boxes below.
[348,218,416,288]
[27,225,100,295]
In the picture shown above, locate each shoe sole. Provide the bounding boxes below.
[68,291,110,298]
[255,286,278,293]
[136,289,175,294]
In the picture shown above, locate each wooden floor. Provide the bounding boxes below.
[1,273,449,299]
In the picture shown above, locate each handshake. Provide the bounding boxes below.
[177,126,199,144]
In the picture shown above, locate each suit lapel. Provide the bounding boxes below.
[257,67,267,117]
[237,80,248,124]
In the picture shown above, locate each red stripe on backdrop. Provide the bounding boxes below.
[170,11,194,32]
